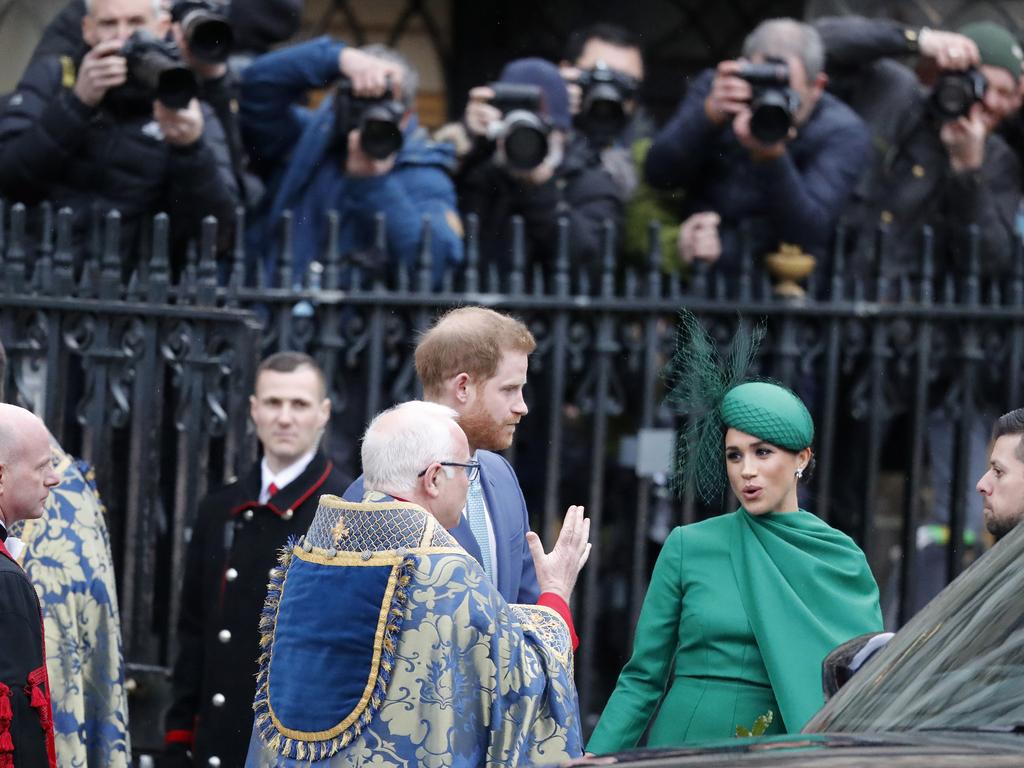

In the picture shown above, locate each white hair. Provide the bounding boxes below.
[361,401,461,495]
[84,0,163,16]
[743,18,825,80]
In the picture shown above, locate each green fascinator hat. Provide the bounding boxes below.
[666,311,813,503]
[721,382,813,452]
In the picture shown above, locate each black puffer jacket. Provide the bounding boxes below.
[0,53,239,275]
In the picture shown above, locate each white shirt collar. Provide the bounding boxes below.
[260,449,317,504]
[0,519,26,560]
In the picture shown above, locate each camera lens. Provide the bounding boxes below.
[156,67,199,109]
[184,12,233,63]
[581,83,627,137]
[749,97,792,145]
[931,70,986,120]
[504,118,548,170]
[360,118,403,160]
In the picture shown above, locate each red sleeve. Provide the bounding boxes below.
[165,729,194,748]
[537,592,579,651]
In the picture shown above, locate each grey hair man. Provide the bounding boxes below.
[361,400,472,530]
[644,17,869,278]
[245,399,591,766]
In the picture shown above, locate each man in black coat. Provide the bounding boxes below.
[0,404,61,768]
[164,352,348,768]
[0,0,239,277]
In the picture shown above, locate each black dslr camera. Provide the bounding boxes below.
[576,61,639,142]
[931,68,987,120]
[332,78,405,160]
[120,30,198,109]
[170,0,233,64]
[486,83,550,171]
[737,59,800,145]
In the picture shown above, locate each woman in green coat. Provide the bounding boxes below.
[587,321,883,753]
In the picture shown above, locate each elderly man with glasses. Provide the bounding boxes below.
[245,400,591,767]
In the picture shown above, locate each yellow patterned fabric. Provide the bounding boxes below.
[10,442,130,767]
[245,494,582,767]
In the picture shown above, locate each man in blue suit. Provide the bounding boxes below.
[344,306,541,603]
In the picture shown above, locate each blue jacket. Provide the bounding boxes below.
[645,68,870,274]
[241,37,463,285]
[344,449,541,604]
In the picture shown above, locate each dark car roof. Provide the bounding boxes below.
[566,731,1024,767]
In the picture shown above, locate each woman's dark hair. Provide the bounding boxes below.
[992,408,1024,462]
[799,454,817,484]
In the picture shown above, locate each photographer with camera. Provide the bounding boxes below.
[644,18,869,281]
[815,15,1022,279]
[239,37,462,287]
[815,16,1023,613]
[558,23,646,199]
[452,57,623,280]
[21,0,266,221]
[0,0,239,275]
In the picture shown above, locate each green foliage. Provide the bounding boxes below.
[735,710,774,738]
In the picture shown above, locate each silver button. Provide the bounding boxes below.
[243,510,254,522]
[211,693,225,707]
[282,508,294,520]
[360,550,372,561]
[268,568,275,578]
[208,758,221,767]
[225,568,238,582]
[218,629,231,643]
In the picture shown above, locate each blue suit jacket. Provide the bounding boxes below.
[343,450,540,604]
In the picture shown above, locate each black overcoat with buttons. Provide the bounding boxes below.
[165,451,347,768]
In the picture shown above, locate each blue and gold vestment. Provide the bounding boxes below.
[245,493,582,768]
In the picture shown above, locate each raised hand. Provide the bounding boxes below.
[526,504,592,603]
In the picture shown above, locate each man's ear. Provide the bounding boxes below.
[422,465,442,499]
[317,398,331,430]
[814,71,829,93]
[451,372,472,405]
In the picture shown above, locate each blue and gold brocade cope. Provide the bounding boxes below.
[246,494,582,768]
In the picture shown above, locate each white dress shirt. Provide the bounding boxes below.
[259,449,317,504]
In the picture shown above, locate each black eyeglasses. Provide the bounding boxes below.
[418,460,480,483]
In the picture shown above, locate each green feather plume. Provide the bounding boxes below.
[664,311,764,504]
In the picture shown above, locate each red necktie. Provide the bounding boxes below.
[267,482,279,497]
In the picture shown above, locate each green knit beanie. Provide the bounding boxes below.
[720,381,814,451]
[958,21,1024,77]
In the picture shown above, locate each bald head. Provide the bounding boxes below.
[0,405,59,526]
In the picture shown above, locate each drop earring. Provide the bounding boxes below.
[795,467,804,479]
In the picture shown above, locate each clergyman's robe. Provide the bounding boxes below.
[245,493,582,768]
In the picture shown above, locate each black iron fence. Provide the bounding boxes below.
[1,199,1021,752]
